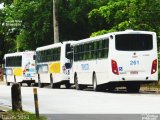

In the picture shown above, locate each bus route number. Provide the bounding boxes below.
[130,60,139,65]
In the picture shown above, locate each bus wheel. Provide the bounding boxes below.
[38,75,44,88]
[50,74,54,88]
[14,75,16,83]
[54,83,60,88]
[65,82,71,89]
[6,82,10,86]
[93,73,104,91]
[74,74,84,90]
[126,84,140,93]
[93,73,98,91]
[27,83,31,87]
[108,87,115,92]
[19,82,22,86]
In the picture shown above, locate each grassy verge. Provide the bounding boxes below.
[0,110,47,120]
[141,82,160,91]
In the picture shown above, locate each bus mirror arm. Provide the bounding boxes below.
[67,51,73,60]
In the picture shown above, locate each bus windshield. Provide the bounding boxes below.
[115,34,153,51]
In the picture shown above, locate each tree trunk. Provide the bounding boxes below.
[53,0,59,43]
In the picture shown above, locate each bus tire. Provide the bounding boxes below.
[38,74,44,88]
[14,75,16,83]
[65,82,71,89]
[27,83,31,87]
[74,74,84,90]
[93,73,98,91]
[108,87,115,92]
[7,82,10,86]
[54,83,60,88]
[93,73,104,91]
[19,82,22,86]
[126,84,140,93]
[50,74,54,88]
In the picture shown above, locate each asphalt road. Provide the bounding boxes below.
[0,84,160,120]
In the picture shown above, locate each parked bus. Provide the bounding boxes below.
[36,41,74,88]
[69,30,158,92]
[3,51,36,86]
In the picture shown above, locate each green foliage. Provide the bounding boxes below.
[6,110,47,120]
[58,0,107,40]
[1,0,53,53]
[88,0,160,36]
[0,0,160,64]
[1,0,107,55]
[158,53,160,79]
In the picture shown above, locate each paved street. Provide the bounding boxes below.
[0,84,160,115]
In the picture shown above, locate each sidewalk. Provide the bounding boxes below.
[0,80,10,113]
[0,106,10,112]
[0,80,5,85]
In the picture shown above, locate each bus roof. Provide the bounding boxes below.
[4,51,35,58]
[72,30,156,46]
[36,41,76,51]
[36,43,62,51]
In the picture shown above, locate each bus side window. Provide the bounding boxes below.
[74,46,78,61]
[93,41,97,59]
[57,47,61,61]
[88,43,92,60]
[91,42,94,59]
[66,44,71,59]
[97,41,101,58]
[101,40,105,58]
[84,44,89,60]
[104,39,109,58]
[77,45,80,61]
[79,45,83,61]
[52,49,55,61]
[81,45,84,60]
[55,48,58,61]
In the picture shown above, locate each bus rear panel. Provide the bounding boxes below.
[110,31,158,88]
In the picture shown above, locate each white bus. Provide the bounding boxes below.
[69,30,158,92]
[36,41,74,88]
[3,51,36,86]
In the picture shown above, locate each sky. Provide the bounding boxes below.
[0,3,4,9]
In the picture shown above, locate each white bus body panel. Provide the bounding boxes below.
[70,30,158,86]
[109,32,158,82]
[36,41,73,84]
[4,51,36,83]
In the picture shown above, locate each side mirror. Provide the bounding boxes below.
[67,52,73,60]
[33,55,36,60]
[66,44,73,59]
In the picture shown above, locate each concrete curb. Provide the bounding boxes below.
[0,81,5,85]
[0,106,11,112]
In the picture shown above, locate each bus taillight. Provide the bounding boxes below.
[111,60,119,75]
[151,59,157,74]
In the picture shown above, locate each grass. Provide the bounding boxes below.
[0,110,47,120]
[141,82,160,91]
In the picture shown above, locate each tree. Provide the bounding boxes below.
[0,0,108,54]
[88,0,160,37]
[53,0,59,43]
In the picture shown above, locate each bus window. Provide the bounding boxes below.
[33,55,36,60]
[104,39,109,58]
[84,44,89,60]
[74,46,78,61]
[79,45,83,61]
[115,34,153,51]
[66,44,71,59]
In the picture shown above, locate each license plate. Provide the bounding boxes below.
[130,71,138,74]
